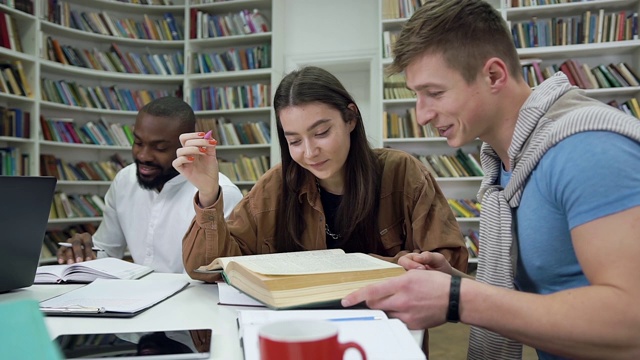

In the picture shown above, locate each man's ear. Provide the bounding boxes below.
[483,57,509,92]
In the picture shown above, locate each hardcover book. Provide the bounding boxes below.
[196,249,406,309]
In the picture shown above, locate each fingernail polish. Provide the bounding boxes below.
[199,147,207,153]
[208,139,217,145]
[197,132,205,136]
[187,156,195,161]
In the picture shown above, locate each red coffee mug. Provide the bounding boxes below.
[259,320,367,360]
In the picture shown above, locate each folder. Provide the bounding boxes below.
[40,278,189,318]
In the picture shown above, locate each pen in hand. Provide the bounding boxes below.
[58,242,104,252]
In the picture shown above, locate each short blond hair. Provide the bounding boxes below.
[389,0,521,84]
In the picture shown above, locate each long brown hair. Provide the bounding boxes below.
[273,66,381,254]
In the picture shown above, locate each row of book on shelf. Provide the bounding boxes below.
[0,0,33,15]
[49,191,106,220]
[194,44,271,73]
[0,106,30,138]
[40,117,134,147]
[448,198,481,219]
[190,8,270,39]
[0,146,29,175]
[46,37,184,76]
[0,10,22,52]
[381,0,424,20]
[41,223,98,260]
[508,0,591,7]
[511,10,638,49]
[383,107,438,139]
[46,1,183,41]
[190,83,270,111]
[41,78,178,111]
[195,117,270,146]
[218,154,269,183]
[465,229,480,260]
[523,58,640,89]
[382,11,638,59]
[383,73,414,100]
[0,60,33,98]
[414,149,484,179]
[40,153,129,182]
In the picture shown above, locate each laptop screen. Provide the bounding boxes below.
[0,176,57,293]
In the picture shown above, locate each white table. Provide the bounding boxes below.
[1,273,424,359]
[0,273,244,359]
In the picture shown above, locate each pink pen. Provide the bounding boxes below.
[203,130,213,139]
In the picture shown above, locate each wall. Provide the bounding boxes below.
[275,0,382,153]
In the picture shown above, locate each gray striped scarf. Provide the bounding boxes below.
[467,72,640,359]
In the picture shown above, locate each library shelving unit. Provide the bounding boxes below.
[503,0,640,115]
[379,0,640,264]
[0,0,283,264]
[185,0,283,194]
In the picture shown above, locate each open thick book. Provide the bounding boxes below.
[195,249,406,309]
[35,258,153,284]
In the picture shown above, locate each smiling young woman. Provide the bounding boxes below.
[173,66,468,283]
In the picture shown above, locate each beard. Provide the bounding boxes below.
[135,161,180,191]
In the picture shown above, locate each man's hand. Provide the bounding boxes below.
[341,270,452,330]
[57,232,96,264]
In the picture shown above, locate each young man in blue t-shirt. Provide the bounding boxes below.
[342,1,640,359]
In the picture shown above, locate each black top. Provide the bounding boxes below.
[319,187,342,249]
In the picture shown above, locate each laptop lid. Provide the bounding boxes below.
[0,176,57,293]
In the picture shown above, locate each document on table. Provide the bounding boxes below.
[238,309,426,360]
[39,278,189,317]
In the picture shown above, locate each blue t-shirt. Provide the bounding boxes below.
[500,131,640,360]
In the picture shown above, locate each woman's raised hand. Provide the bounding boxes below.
[173,131,221,207]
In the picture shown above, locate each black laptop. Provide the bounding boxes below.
[0,176,57,293]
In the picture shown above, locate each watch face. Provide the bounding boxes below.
[54,329,212,359]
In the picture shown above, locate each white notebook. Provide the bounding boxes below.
[238,309,426,360]
[35,257,153,284]
[39,278,189,317]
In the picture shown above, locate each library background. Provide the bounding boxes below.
[0,0,638,274]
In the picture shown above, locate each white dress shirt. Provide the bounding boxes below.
[93,164,243,273]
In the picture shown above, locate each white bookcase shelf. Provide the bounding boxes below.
[0,0,283,263]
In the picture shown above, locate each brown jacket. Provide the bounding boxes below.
[183,148,468,282]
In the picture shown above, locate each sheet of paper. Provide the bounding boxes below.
[39,278,188,313]
[241,317,425,360]
[217,282,265,307]
[237,308,389,328]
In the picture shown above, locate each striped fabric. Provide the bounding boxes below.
[467,72,640,359]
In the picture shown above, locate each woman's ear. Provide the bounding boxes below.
[346,103,359,131]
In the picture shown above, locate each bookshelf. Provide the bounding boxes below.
[0,0,282,264]
[504,0,640,116]
[379,0,640,264]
